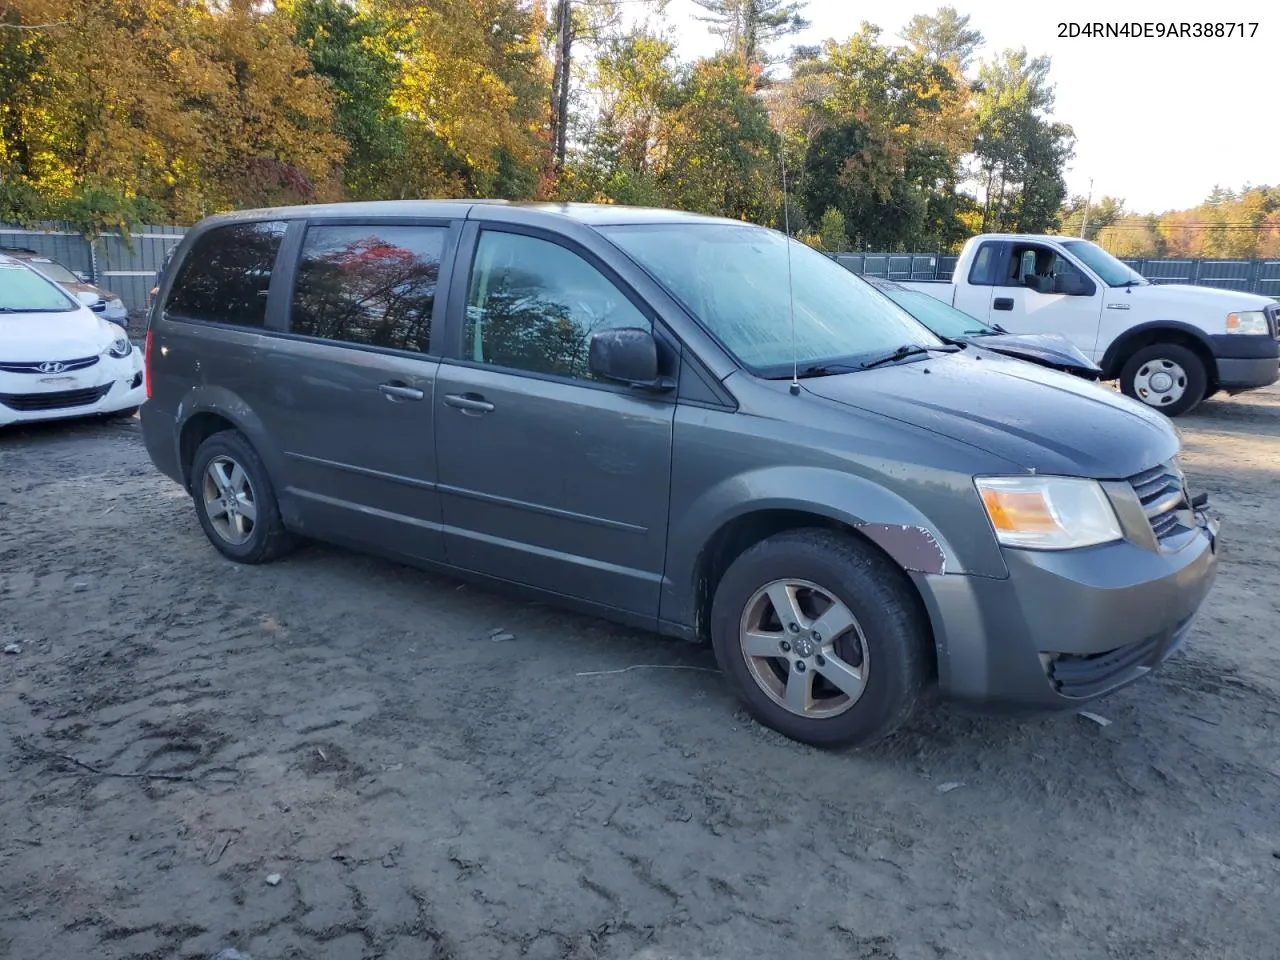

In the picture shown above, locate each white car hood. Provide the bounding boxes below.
[0,308,122,362]
[1128,282,1274,317]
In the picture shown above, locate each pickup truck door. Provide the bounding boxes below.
[986,243,1105,360]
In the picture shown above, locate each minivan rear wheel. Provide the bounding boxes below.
[190,430,295,564]
[709,529,930,748]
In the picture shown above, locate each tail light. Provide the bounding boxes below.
[144,330,153,399]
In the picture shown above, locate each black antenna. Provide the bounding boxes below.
[780,149,800,395]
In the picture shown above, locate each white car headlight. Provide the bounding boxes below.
[1226,310,1268,335]
[107,297,125,312]
[106,332,132,358]
[976,476,1122,550]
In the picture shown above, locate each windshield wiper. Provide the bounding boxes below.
[791,361,865,380]
[860,340,962,366]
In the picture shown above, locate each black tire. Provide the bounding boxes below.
[189,429,295,564]
[1119,343,1207,417]
[709,528,931,748]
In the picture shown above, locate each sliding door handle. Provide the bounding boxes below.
[379,382,425,402]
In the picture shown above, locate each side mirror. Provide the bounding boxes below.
[75,290,100,307]
[1055,273,1095,297]
[588,327,672,392]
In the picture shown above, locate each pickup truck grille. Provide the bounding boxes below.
[1127,461,1189,542]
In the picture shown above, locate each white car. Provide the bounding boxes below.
[0,255,145,427]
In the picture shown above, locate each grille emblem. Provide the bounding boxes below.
[36,361,67,374]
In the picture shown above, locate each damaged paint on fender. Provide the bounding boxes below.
[858,523,947,574]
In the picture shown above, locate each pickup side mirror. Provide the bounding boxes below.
[588,327,673,392]
[1054,272,1096,297]
[74,290,100,307]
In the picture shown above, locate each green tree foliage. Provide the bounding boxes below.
[1058,194,1123,239]
[690,0,809,68]
[973,48,1075,233]
[777,24,976,250]
[901,6,983,71]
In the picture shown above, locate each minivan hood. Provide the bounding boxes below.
[0,309,121,361]
[966,332,1101,379]
[802,350,1178,478]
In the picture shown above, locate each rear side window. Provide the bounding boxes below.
[967,242,1001,286]
[290,224,445,353]
[165,221,287,327]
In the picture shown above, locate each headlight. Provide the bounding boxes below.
[107,298,125,312]
[106,333,132,358]
[1226,310,1268,335]
[975,476,1122,550]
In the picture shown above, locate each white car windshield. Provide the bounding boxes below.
[602,223,941,375]
[0,263,77,312]
[1060,240,1147,287]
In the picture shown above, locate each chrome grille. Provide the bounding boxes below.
[0,356,100,374]
[1127,461,1189,543]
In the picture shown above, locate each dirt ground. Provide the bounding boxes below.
[2,387,1279,960]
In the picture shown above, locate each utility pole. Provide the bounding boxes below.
[1080,177,1094,238]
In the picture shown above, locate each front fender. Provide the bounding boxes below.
[660,464,1007,630]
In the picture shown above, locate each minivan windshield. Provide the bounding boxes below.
[1060,239,1147,287]
[602,223,941,374]
[875,285,996,338]
[0,263,76,312]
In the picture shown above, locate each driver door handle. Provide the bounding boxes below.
[993,297,1014,311]
[444,393,495,414]
[379,382,425,402]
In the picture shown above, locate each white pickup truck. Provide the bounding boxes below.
[899,234,1280,416]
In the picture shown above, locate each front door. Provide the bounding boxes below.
[434,227,675,619]
[257,220,453,562]
[987,243,1105,359]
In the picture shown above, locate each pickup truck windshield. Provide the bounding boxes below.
[0,264,76,312]
[876,286,995,338]
[1059,240,1147,287]
[601,223,940,374]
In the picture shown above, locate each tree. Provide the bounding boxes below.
[285,0,408,200]
[1058,194,1123,239]
[901,6,983,71]
[972,48,1074,233]
[654,55,780,222]
[690,0,809,69]
[0,0,344,226]
[1096,216,1162,257]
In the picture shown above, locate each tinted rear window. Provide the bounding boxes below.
[166,221,287,326]
[290,224,445,353]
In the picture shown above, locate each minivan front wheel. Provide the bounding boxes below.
[190,430,295,564]
[710,529,930,748]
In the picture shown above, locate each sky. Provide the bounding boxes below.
[643,0,1276,213]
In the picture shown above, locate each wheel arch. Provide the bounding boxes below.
[174,387,283,492]
[1100,321,1218,388]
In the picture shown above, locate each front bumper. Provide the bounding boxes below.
[1207,333,1280,391]
[916,510,1219,710]
[0,353,145,427]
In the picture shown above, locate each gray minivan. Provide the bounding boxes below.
[140,202,1220,747]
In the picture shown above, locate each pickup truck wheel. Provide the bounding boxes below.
[709,529,929,748]
[1119,343,1207,417]
[190,430,296,564]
